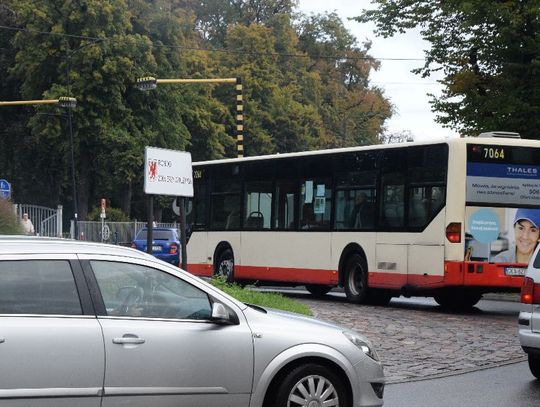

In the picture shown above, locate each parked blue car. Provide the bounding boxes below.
[131,227,181,266]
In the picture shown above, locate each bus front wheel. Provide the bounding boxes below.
[343,254,368,303]
[215,248,235,284]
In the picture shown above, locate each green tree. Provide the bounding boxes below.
[191,0,297,46]
[357,0,540,138]
[0,198,22,234]
[296,12,392,147]
[7,0,230,219]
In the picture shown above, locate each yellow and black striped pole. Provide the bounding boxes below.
[236,77,244,158]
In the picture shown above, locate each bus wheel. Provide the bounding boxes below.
[344,254,368,303]
[367,289,392,306]
[215,248,234,284]
[305,284,332,297]
[434,289,482,310]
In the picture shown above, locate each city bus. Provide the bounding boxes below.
[185,132,540,308]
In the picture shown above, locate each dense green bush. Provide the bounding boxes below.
[0,198,23,234]
[87,206,130,222]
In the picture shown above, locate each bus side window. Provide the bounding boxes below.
[245,181,272,230]
[299,179,332,230]
[274,180,296,230]
[211,180,241,230]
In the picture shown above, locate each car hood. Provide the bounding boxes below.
[241,304,371,370]
[262,306,343,330]
[243,304,349,339]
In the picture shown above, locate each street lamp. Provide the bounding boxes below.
[0,96,78,238]
[136,76,244,158]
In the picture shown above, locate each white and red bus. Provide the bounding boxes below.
[185,133,540,308]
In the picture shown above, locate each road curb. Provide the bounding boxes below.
[385,357,527,385]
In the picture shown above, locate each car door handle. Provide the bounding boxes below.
[0,338,5,344]
[113,336,145,345]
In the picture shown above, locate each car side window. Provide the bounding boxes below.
[90,261,212,320]
[0,260,82,315]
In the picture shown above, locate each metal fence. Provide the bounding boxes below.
[15,204,63,237]
[72,221,179,245]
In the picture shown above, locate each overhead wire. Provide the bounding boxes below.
[0,24,425,62]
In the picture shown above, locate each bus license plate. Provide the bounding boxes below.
[504,267,526,276]
[152,246,162,252]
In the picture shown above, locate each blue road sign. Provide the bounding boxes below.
[0,179,11,199]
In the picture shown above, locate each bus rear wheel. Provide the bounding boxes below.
[215,248,235,284]
[305,284,332,297]
[343,254,368,303]
[434,289,482,310]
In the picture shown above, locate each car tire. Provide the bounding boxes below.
[305,284,332,297]
[215,248,235,283]
[529,355,540,379]
[344,253,368,303]
[273,363,349,407]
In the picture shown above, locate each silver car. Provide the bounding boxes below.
[519,244,540,379]
[0,237,384,407]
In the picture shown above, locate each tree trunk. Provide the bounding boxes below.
[120,181,132,217]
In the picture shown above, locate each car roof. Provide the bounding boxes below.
[0,236,154,259]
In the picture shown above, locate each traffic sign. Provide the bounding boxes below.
[0,179,11,199]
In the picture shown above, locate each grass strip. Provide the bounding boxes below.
[211,277,313,316]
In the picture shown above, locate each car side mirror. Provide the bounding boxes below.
[211,302,232,324]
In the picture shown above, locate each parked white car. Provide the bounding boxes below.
[0,237,384,407]
[518,244,540,379]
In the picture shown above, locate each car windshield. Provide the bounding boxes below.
[136,230,174,240]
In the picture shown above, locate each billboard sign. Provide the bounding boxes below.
[466,143,540,206]
[144,147,193,197]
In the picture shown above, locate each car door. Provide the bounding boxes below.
[0,256,104,407]
[82,256,253,407]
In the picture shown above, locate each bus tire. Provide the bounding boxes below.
[215,248,235,284]
[343,254,368,303]
[434,289,482,310]
[367,289,392,306]
[305,284,332,297]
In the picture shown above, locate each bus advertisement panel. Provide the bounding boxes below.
[465,143,540,273]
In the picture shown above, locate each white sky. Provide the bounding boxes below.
[297,0,459,141]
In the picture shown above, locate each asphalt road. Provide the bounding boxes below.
[384,361,540,407]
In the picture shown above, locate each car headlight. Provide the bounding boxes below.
[343,331,380,361]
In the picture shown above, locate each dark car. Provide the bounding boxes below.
[132,227,180,266]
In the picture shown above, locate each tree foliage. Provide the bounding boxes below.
[0,0,391,222]
[357,0,540,138]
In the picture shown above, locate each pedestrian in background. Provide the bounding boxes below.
[21,213,35,235]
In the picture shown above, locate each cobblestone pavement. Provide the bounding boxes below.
[292,294,526,384]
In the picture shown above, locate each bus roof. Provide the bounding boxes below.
[193,136,540,166]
